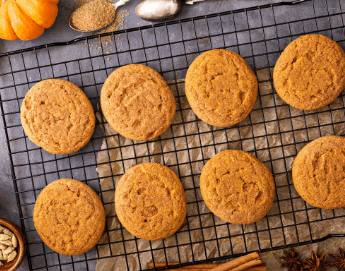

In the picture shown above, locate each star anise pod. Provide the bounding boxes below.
[303,250,331,271]
[280,248,303,271]
[330,247,345,270]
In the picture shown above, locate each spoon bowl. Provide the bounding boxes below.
[135,0,184,21]
[69,0,130,32]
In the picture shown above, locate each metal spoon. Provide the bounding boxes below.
[136,0,205,22]
[69,0,130,32]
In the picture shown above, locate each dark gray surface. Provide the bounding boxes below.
[0,0,332,270]
[0,0,306,53]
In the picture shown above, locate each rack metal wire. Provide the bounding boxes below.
[1,0,345,270]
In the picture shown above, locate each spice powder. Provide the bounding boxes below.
[70,0,115,31]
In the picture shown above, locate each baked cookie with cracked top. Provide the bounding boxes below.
[273,34,345,110]
[100,64,176,141]
[292,135,345,209]
[33,178,105,255]
[200,150,275,224]
[115,163,187,240]
[185,49,258,127]
[20,79,95,155]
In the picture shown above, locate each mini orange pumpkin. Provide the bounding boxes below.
[0,0,59,40]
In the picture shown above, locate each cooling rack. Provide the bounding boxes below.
[1,0,345,270]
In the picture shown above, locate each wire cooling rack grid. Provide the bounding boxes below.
[1,0,345,270]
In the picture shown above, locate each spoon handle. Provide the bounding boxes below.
[113,0,131,10]
[185,0,205,4]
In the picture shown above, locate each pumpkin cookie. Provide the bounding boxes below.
[292,135,345,209]
[115,163,186,240]
[185,49,258,127]
[21,79,95,155]
[273,34,345,110]
[100,64,176,141]
[200,150,275,224]
[33,179,105,255]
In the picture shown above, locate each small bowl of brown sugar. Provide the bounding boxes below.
[69,0,130,32]
[70,0,131,32]
[0,218,25,271]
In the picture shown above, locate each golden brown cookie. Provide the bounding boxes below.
[292,135,345,209]
[20,79,95,155]
[185,49,258,127]
[200,150,275,224]
[273,34,345,110]
[33,179,105,255]
[100,64,176,141]
[115,163,187,240]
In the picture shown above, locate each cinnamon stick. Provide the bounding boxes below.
[148,252,263,271]
[210,252,261,271]
[245,265,266,271]
[148,262,266,270]
[164,266,265,271]
[157,269,213,271]
[149,262,219,269]
[230,259,263,271]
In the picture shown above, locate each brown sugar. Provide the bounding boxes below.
[98,8,127,34]
[70,0,115,31]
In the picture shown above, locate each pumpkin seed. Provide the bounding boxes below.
[0,226,17,263]
[0,234,10,241]
[12,235,17,248]
[0,240,12,246]
[4,246,15,255]
[1,251,7,261]
[7,250,16,262]
[3,229,13,237]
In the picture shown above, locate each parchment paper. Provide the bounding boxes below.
[94,70,345,270]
